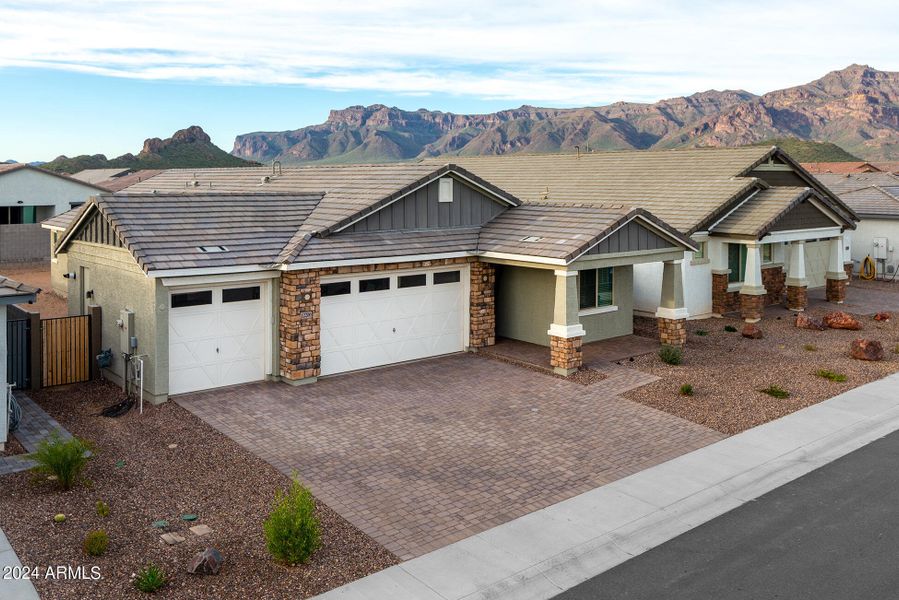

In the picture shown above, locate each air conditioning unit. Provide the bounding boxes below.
[873,237,889,260]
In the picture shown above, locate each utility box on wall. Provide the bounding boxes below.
[118,309,136,353]
[873,237,889,261]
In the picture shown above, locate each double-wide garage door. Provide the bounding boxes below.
[320,267,467,376]
[168,283,269,395]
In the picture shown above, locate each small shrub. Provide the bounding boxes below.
[83,530,109,556]
[96,500,110,518]
[803,344,817,352]
[815,369,847,382]
[679,383,694,396]
[893,344,899,354]
[694,330,708,336]
[658,345,683,366]
[760,384,790,399]
[264,476,321,565]
[134,563,166,593]
[28,434,93,490]
[724,325,738,333]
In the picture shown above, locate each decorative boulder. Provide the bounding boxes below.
[850,339,884,361]
[188,548,224,575]
[874,312,892,322]
[741,324,763,339]
[795,313,826,331]
[823,311,862,331]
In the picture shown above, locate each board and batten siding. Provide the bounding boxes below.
[584,220,677,256]
[73,211,124,248]
[347,178,507,232]
[769,201,836,232]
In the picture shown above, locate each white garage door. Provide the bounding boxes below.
[168,283,269,395]
[320,267,467,376]
[804,241,830,289]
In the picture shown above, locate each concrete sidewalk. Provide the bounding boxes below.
[314,372,899,600]
[0,529,39,600]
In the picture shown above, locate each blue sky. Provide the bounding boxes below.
[1,0,897,162]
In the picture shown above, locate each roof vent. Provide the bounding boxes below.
[186,180,200,187]
[197,245,228,253]
[260,176,271,184]
[521,236,542,243]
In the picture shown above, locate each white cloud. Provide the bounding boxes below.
[0,0,896,105]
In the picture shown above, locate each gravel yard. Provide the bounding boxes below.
[0,262,68,317]
[0,380,396,599]
[626,305,899,435]
[1,434,26,457]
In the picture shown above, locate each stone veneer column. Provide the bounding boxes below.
[469,261,496,349]
[739,242,766,323]
[711,272,730,316]
[826,236,849,304]
[279,270,321,383]
[844,261,854,285]
[785,240,808,312]
[547,270,585,376]
[657,259,688,347]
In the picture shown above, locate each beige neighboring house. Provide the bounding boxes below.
[50,147,857,404]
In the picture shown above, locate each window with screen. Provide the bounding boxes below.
[578,268,614,309]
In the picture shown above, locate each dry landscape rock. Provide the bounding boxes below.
[741,324,764,339]
[874,312,892,322]
[795,313,826,331]
[850,339,885,361]
[823,311,863,330]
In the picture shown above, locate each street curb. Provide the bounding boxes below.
[0,528,40,600]
[313,372,899,600]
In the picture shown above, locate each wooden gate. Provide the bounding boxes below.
[6,318,31,389]
[41,315,92,387]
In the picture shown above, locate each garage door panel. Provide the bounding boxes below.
[804,241,829,289]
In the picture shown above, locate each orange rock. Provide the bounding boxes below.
[850,339,884,361]
[823,311,862,330]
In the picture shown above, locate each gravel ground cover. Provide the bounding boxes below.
[0,262,68,318]
[0,380,396,599]
[1,434,26,457]
[626,305,899,435]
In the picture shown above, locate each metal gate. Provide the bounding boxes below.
[41,315,92,387]
[6,318,30,389]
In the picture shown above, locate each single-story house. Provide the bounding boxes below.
[814,172,899,276]
[41,170,163,295]
[801,162,883,175]
[0,275,38,451]
[0,164,107,264]
[52,147,858,402]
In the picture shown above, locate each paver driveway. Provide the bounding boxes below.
[176,353,724,560]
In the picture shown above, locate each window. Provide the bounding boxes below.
[727,244,747,283]
[222,286,260,303]
[171,290,212,308]
[398,274,427,288]
[433,270,461,285]
[578,267,614,309]
[359,277,390,292]
[761,243,774,264]
[693,241,707,261]
[321,281,351,297]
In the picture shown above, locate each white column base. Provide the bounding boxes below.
[655,307,689,320]
[739,285,767,296]
[547,323,586,339]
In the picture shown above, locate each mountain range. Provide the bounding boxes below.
[43,126,258,173]
[231,64,899,164]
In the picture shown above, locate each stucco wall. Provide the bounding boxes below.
[581,265,634,343]
[50,251,69,296]
[848,219,899,275]
[633,251,714,319]
[0,168,97,215]
[65,241,163,400]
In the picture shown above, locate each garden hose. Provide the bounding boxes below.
[861,255,877,280]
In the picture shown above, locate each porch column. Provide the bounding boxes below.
[785,240,808,311]
[825,236,848,304]
[709,239,731,317]
[656,259,688,347]
[469,261,496,349]
[739,242,766,323]
[547,270,585,376]
[279,269,321,384]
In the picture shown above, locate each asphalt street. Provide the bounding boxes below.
[555,429,899,600]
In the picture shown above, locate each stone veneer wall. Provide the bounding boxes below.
[761,265,785,306]
[712,273,739,315]
[844,261,853,283]
[469,261,496,349]
[550,335,582,372]
[826,278,847,303]
[786,285,808,311]
[657,317,687,347]
[740,293,765,322]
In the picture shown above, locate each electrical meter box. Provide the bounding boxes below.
[873,237,889,260]
[119,309,136,352]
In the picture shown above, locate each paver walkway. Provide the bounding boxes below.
[0,390,72,475]
[177,353,722,560]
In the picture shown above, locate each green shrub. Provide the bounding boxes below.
[134,563,166,593]
[815,369,847,382]
[28,433,93,490]
[724,325,738,333]
[83,530,108,556]
[803,344,817,352]
[694,330,708,336]
[893,344,899,354]
[96,500,110,518]
[658,345,683,366]
[263,477,321,565]
[760,384,790,399]
[679,383,694,396]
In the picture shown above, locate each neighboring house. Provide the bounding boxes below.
[52,147,857,403]
[0,164,106,263]
[802,162,883,174]
[0,276,38,451]
[814,172,899,276]
[872,162,899,175]
[41,170,162,294]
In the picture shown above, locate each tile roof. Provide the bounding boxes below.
[66,193,324,272]
[42,207,82,230]
[0,275,40,302]
[873,162,899,175]
[71,168,132,184]
[711,187,814,238]
[801,162,881,174]
[0,163,108,190]
[812,172,899,195]
[94,170,164,192]
[838,186,899,218]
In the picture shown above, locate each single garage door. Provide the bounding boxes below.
[804,240,830,289]
[168,283,269,395]
[320,267,467,376]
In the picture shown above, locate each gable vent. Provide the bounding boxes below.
[197,245,228,253]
